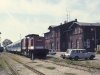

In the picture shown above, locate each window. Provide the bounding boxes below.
[82,50,87,53]
[51,31,55,38]
[51,42,54,49]
[76,50,80,53]
[56,32,58,37]
[78,28,81,33]
[86,39,90,48]
[74,28,82,34]
[74,29,77,34]
[56,41,58,49]
[31,39,34,46]
[91,28,94,31]
[70,41,72,48]
[76,40,80,49]
[71,50,75,53]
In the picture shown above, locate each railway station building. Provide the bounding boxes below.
[45,19,100,52]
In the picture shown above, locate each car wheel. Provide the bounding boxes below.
[69,57,72,60]
[74,56,79,60]
[62,56,65,59]
[89,55,95,60]
[85,58,88,60]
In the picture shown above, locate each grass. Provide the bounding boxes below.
[0,64,3,68]
[48,57,79,65]
[0,57,7,69]
[36,64,43,67]
[36,64,56,70]
[96,51,100,54]
[64,73,76,75]
[47,57,100,70]
[45,66,56,70]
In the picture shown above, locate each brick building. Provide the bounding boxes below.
[44,26,61,52]
[44,20,77,52]
[45,19,100,52]
[67,21,100,52]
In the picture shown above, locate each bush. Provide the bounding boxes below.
[96,50,100,54]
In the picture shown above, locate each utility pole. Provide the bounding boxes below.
[94,27,97,51]
[20,34,22,40]
[66,9,70,22]
[0,32,1,47]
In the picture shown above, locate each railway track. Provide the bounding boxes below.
[4,58,20,75]
[40,58,89,71]
[40,57,100,75]
[3,53,45,75]
[0,54,19,75]
[40,56,100,75]
[10,58,45,75]
[4,52,96,75]
[5,53,90,72]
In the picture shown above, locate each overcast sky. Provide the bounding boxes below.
[0,0,100,42]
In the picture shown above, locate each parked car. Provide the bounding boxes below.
[61,49,95,60]
[48,49,56,55]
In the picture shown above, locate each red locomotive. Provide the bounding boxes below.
[7,34,49,59]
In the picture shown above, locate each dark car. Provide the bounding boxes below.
[0,47,4,52]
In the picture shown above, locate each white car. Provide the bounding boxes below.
[61,49,95,60]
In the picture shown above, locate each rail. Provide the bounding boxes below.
[5,54,45,75]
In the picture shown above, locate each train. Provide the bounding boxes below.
[6,34,49,59]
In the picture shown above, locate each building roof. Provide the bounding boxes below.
[25,34,39,37]
[48,25,58,30]
[50,25,57,28]
[44,32,50,35]
[75,22,100,26]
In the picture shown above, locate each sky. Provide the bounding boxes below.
[0,0,100,42]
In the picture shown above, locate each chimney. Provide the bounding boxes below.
[75,19,77,22]
[64,21,67,24]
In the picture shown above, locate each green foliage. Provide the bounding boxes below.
[36,64,43,67]
[36,64,56,70]
[2,39,13,47]
[96,50,100,54]
[64,73,76,75]
[46,66,56,70]
[48,57,100,70]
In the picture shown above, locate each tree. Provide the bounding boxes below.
[2,39,13,47]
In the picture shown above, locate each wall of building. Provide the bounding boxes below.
[68,25,84,49]
[44,27,61,52]
[83,26,100,51]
